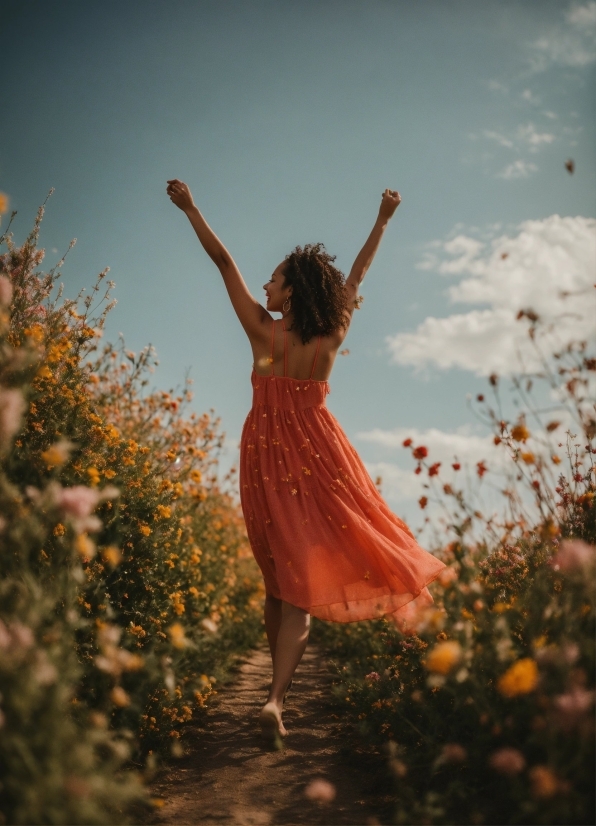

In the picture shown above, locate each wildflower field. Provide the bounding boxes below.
[0,201,264,824]
[0,196,594,826]
[314,307,595,823]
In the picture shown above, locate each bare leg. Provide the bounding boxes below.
[260,600,310,738]
[264,593,282,665]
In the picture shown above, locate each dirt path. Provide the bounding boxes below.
[145,644,394,825]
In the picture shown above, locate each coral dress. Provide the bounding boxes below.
[239,319,445,624]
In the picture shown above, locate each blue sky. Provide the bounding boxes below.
[3,0,595,525]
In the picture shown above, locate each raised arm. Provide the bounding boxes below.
[166,179,267,338]
[344,189,402,318]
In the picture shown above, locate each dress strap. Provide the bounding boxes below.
[269,320,276,376]
[281,318,288,377]
[310,335,322,380]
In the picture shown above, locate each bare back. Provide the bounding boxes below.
[251,319,344,382]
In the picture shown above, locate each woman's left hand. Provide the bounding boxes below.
[379,189,401,220]
[167,179,195,212]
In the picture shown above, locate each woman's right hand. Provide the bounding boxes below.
[166,179,195,212]
[379,189,401,220]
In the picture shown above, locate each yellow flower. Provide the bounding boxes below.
[425,641,462,674]
[41,439,74,468]
[190,469,202,483]
[168,623,187,649]
[75,533,96,560]
[53,523,66,537]
[36,364,53,379]
[521,452,535,464]
[86,467,100,486]
[551,455,562,465]
[497,658,539,697]
[140,524,151,536]
[0,192,10,214]
[492,602,511,613]
[102,545,122,567]
[156,504,171,519]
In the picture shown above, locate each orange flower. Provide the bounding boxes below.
[168,623,187,649]
[497,658,538,697]
[511,424,530,442]
[102,545,122,567]
[110,686,130,707]
[529,766,559,799]
[75,533,96,560]
[425,641,462,674]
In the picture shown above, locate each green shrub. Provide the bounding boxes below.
[0,201,263,823]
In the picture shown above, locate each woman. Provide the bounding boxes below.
[166,179,445,740]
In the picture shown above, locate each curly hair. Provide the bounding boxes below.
[282,243,349,343]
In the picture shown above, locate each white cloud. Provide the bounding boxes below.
[529,1,596,71]
[487,79,509,94]
[483,130,514,148]
[387,215,596,376]
[521,89,541,105]
[497,160,538,179]
[517,123,555,152]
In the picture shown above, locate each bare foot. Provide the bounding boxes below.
[259,701,287,740]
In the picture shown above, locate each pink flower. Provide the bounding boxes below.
[0,620,35,661]
[489,747,526,775]
[57,486,101,518]
[440,743,467,763]
[552,539,596,573]
[0,275,12,306]
[54,484,119,532]
[365,671,381,682]
[304,779,336,803]
[0,388,25,448]
[553,687,595,731]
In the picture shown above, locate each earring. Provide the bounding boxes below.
[282,298,291,314]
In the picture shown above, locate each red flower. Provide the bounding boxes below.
[477,394,484,402]
[428,462,441,477]
[452,463,461,471]
[414,465,422,475]
[402,438,413,448]
[412,445,428,460]
[476,461,488,478]
[418,496,428,509]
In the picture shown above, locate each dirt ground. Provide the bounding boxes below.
[143,643,395,825]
